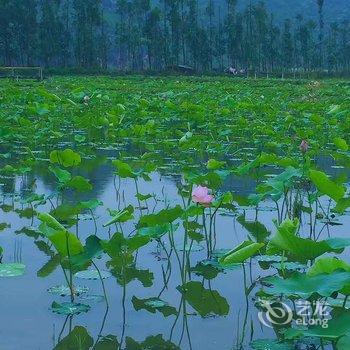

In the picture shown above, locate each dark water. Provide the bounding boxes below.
[0,154,349,350]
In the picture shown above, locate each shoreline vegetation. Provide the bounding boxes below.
[1,69,350,80]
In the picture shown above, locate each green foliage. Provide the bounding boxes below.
[53,326,93,349]
[50,149,82,168]
[263,271,350,298]
[309,169,345,201]
[266,219,348,262]
[285,309,350,340]
[219,241,264,265]
[3,76,350,349]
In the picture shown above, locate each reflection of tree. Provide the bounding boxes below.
[54,322,181,350]
[33,156,113,203]
[0,175,16,195]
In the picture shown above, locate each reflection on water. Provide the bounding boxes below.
[0,153,348,350]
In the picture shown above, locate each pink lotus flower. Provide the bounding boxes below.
[299,139,309,153]
[192,185,214,206]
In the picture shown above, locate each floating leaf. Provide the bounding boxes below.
[0,263,25,277]
[47,285,89,297]
[74,269,112,280]
[132,296,177,317]
[51,301,90,315]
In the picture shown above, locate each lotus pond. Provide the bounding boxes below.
[1,76,350,350]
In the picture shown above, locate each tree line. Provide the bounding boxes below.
[0,0,349,73]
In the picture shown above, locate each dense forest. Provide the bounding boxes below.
[0,0,349,73]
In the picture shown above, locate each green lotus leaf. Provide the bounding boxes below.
[103,205,134,227]
[285,309,350,340]
[334,137,348,151]
[263,271,350,298]
[309,169,345,201]
[53,326,93,349]
[67,176,92,192]
[49,166,71,184]
[50,149,81,168]
[37,212,66,232]
[111,160,136,178]
[47,285,89,296]
[37,254,61,277]
[51,301,91,315]
[80,199,103,210]
[237,214,270,242]
[266,219,347,262]
[337,335,350,350]
[219,241,264,265]
[71,235,103,270]
[0,263,25,277]
[137,223,172,239]
[138,205,183,228]
[38,221,84,257]
[308,257,350,295]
